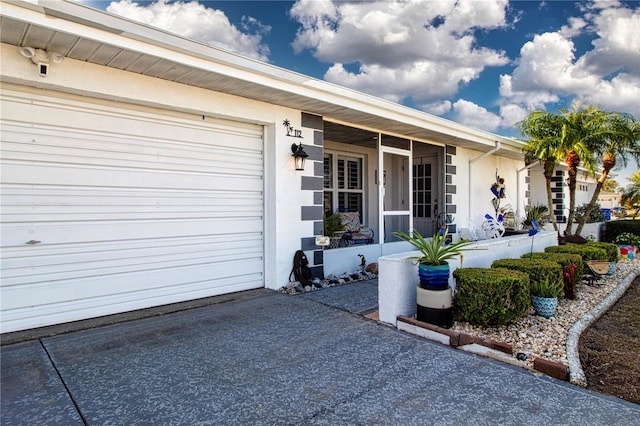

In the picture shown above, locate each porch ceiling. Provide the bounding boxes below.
[0,1,524,160]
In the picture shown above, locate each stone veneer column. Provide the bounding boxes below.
[299,112,325,279]
[445,145,457,234]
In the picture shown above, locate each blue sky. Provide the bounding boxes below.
[78,0,639,185]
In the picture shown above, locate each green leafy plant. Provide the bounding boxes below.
[530,277,564,298]
[522,203,548,228]
[394,229,479,265]
[324,213,343,237]
[573,202,605,224]
[614,232,640,247]
[601,220,640,242]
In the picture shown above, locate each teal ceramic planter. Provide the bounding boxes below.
[531,295,557,318]
[418,263,450,290]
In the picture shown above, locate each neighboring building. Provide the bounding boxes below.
[0,0,527,333]
[598,192,622,209]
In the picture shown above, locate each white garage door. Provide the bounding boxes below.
[0,87,264,333]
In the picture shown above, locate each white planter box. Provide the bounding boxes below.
[377,230,558,326]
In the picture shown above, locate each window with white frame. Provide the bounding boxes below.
[324,152,364,217]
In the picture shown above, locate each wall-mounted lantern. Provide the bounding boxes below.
[291,142,308,171]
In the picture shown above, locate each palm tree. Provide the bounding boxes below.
[519,110,564,232]
[575,113,640,234]
[621,171,640,219]
[518,103,606,235]
[557,104,608,235]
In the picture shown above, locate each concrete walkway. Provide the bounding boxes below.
[2,282,638,425]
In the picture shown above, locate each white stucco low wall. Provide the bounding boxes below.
[377,230,558,326]
[558,222,603,241]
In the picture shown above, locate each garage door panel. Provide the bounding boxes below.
[2,93,264,147]
[1,258,263,310]
[1,186,262,205]
[0,274,263,332]
[2,234,259,269]
[1,240,263,285]
[1,217,263,247]
[1,132,263,176]
[2,203,263,222]
[1,163,263,192]
[0,88,265,333]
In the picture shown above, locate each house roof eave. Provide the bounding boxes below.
[2,0,525,160]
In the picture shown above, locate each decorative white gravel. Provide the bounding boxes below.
[450,257,640,372]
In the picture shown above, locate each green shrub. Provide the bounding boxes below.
[601,220,640,243]
[453,268,530,326]
[491,258,563,294]
[545,243,608,262]
[585,242,619,262]
[574,202,605,223]
[521,252,584,281]
[614,232,640,246]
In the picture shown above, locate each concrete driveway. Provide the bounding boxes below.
[2,281,638,425]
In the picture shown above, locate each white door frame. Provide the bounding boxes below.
[378,138,413,242]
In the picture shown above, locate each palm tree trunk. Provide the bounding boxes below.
[576,154,616,235]
[564,151,580,235]
[575,169,608,235]
[565,172,576,235]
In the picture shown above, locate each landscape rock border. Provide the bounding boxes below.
[396,264,639,384]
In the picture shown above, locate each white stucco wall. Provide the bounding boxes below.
[453,146,527,232]
[378,230,558,326]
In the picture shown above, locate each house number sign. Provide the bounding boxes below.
[282,119,303,139]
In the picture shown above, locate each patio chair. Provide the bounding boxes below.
[337,211,374,245]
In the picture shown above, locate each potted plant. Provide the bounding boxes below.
[522,203,548,229]
[324,213,345,248]
[530,277,564,318]
[394,228,479,328]
[614,232,639,259]
[394,228,478,290]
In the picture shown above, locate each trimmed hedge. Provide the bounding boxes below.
[601,220,640,243]
[453,267,530,326]
[521,252,584,281]
[585,242,619,262]
[491,258,563,293]
[544,243,608,262]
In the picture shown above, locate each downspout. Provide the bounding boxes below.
[468,141,501,216]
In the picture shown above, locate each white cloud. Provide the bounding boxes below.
[421,100,452,115]
[452,99,501,132]
[106,0,270,61]
[499,103,528,129]
[290,0,510,103]
[499,1,640,120]
[579,5,640,75]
